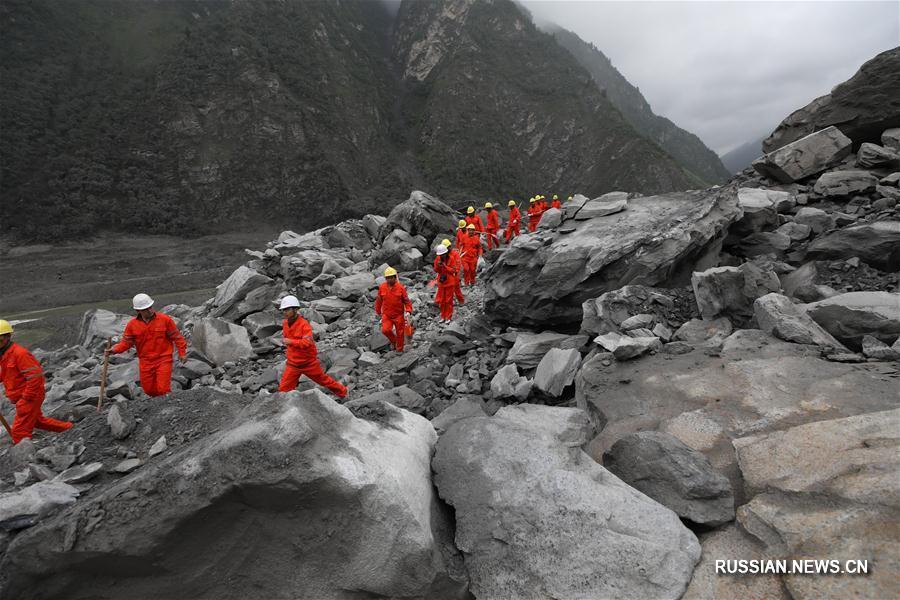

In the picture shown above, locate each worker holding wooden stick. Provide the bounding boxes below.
[0,319,73,444]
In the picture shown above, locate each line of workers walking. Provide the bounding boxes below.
[0,195,571,445]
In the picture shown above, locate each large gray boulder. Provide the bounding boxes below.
[378,190,457,244]
[485,187,740,327]
[280,250,354,284]
[191,318,254,365]
[603,431,734,526]
[857,142,900,168]
[805,221,900,271]
[310,297,355,323]
[209,265,274,321]
[573,193,627,219]
[0,481,79,530]
[1,391,466,599]
[734,408,900,504]
[533,348,581,397]
[330,272,376,301]
[752,126,852,183]
[753,293,847,350]
[575,331,900,491]
[505,331,587,370]
[805,291,900,348]
[433,405,700,600]
[691,263,780,325]
[580,285,677,336]
[78,309,131,350]
[489,363,532,401]
[762,47,900,152]
[811,170,878,198]
[735,410,900,600]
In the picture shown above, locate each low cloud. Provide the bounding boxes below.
[524,1,899,154]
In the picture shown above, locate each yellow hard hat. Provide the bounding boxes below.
[530,197,536,203]
[553,194,558,199]
[384,266,398,277]
[467,206,475,214]
[466,223,476,230]
[441,239,452,248]
[458,220,467,228]
[508,200,516,207]
[568,196,573,200]
[485,202,493,209]
[0,319,12,336]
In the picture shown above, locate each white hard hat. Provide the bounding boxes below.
[435,245,448,256]
[279,295,301,309]
[132,293,154,310]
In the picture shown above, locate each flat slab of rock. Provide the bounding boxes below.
[330,272,376,300]
[309,297,355,323]
[805,221,900,272]
[752,126,852,182]
[805,291,900,348]
[485,187,740,327]
[734,408,900,504]
[812,170,878,197]
[574,194,627,220]
[754,293,847,350]
[0,482,79,531]
[54,463,104,485]
[210,265,273,321]
[593,331,661,360]
[433,406,700,599]
[604,431,734,526]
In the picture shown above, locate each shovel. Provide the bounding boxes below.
[96,337,112,413]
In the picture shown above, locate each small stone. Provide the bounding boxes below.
[148,436,168,458]
[107,404,136,440]
[111,458,142,474]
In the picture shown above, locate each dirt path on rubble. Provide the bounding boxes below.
[0,230,277,349]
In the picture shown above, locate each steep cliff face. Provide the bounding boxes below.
[393,0,698,206]
[551,27,731,185]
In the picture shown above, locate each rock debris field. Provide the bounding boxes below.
[2,124,900,600]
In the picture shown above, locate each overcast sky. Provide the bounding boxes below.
[522,1,899,155]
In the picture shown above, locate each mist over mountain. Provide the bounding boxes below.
[720,136,766,174]
[549,26,730,185]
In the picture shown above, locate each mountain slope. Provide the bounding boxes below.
[393,0,698,205]
[2,0,699,242]
[1,0,406,240]
[550,27,730,185]
[720,136,765,174]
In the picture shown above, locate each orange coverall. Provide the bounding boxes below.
[551,199,562,210]
[460,231,482,285]
[505,206,521,241]
[448,248,465,303]
[485,209,501,250]
[279,316,347,397]
[527,204,541,232]
[433,253,461,320]
[375,281,413,352]
[465,214,484,233]
[1,342,72,444]
[111,312,187,397]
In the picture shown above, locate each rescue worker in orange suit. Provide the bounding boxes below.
[460,223,483,285]
[0,320,73,444]
[527,197,541,232]
[455,220,468,248]
[505,200,521,242]
[277,295,348,398]
[537,195,548,225]
[442,239,465,304]
[464,206,484,233]
[551,194,562,210]
[106,293,187,397]
[482,202,500,250]
[375,267,413,353]
[433,244,460,321]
